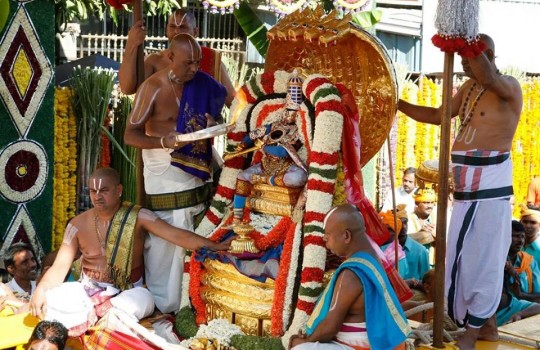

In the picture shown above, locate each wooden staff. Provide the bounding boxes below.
[132,0,146,206]
[386,138,399,270]
[432,52,454,348]
[133,0,144,87]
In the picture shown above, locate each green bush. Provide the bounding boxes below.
[175,306,199,339]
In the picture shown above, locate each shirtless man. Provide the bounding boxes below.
[119,8,235,106]
[289,204,410,349]
[398,34,522,349]
[124,33,229,313]
[29,168,229,331]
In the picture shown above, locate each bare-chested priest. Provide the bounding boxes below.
[119,8,235,106]
[124,33,230,313]
[398,34,522,349]
[29,168,229,335]
[288,204,410,349]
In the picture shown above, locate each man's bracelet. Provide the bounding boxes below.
[160,136,170,151]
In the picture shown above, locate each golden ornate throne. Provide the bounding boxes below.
[189,7,398,339]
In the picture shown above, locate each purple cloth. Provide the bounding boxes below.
[171,71,226,181]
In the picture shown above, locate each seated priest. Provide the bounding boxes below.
[289,204,410,350]
[29,167,230,336]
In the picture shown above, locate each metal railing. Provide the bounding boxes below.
[78,34,246,66]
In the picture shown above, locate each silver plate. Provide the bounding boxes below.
[174,124,229,142]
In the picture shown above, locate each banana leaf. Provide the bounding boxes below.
[234,2,268,58]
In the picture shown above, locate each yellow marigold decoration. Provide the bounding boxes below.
[512,78,540,218]
[393,76,540,220]
[53,87,78,249]
[332,155,347,207]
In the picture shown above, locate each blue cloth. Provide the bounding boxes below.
[524,239,540,268]
[381,238,430,281]
[305,251,410,350]
[195,232,282,283]
[496,294,534,326]
[171,71,226,181]
[509,254,540,294]
[243,124,290,158]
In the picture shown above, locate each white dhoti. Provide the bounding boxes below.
[143,148,206,313]
[446,150,513,328]
[291,323,370,350]
[45,277,154,336]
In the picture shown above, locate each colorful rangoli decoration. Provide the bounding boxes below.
[0,205,45,262]
[0,5,52,138]
[0,3,52,261]
[431,0,486,57]
[0,140,48,204]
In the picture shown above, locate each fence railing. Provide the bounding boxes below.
[78,34,246,66]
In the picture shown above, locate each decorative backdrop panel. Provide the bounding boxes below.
[0,0,55,261]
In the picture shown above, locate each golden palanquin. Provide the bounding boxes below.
[197,6,398,337]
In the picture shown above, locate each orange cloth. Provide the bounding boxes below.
[520,203,540,222]
[527,176,540,207]
[515,251,534,293]
[379,204,407,233]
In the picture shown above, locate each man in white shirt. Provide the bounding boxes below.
[3,242,38,300]
[382,167,417,215]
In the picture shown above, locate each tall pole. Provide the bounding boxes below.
[133,0,144,87]
[432,52,454,348]
[132,0,146,206]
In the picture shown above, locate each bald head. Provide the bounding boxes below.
[170,33,202,61]
[323,204,369,257]
[479,33,495,61]
[167,9,198,40]
[89,167,120,185]
[324,204,366,237]
[171,9,196,27]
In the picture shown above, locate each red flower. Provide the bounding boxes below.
[270,222,297,335]
[250,217,293,251]
[106,0,133,10]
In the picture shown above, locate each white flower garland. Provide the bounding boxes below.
[180,319,244,348]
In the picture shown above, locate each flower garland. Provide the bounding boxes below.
[180,319,244,348]
[392,76,540,218]
[511,78,540,217]
[393,76,440,189]
[52,87,78,249]
[283,74,344,343]
[190,71,344,339]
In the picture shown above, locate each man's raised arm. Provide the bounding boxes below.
[119,20,150,95]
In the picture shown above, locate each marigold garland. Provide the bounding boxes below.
[190,71,344,340]
[52,87,77,249]
[392,76,540,218]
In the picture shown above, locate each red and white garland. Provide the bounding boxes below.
[186,70,344,338]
